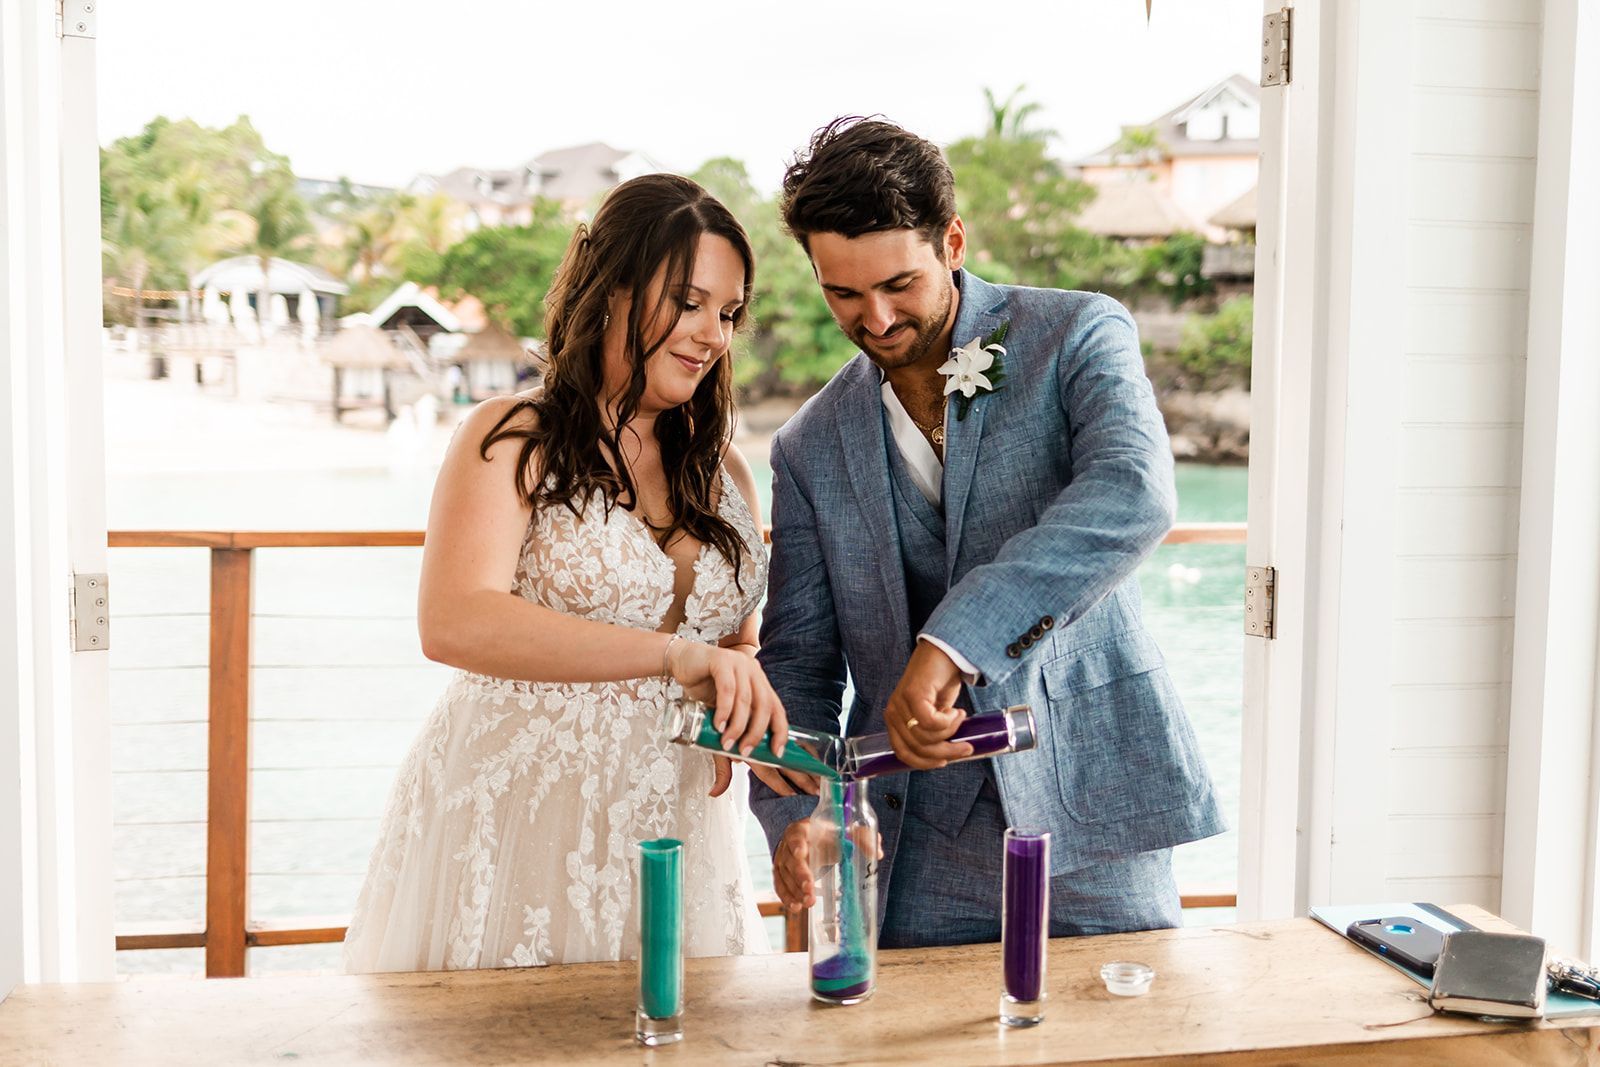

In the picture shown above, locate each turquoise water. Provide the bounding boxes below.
[106,459,1246,974]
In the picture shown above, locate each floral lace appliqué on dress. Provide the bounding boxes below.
[343,469,770,972]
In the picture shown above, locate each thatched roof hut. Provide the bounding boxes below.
[1076,180,1202,240]
[455,322,529,365]
[1209,183,1258,233]
[319,325,408,370]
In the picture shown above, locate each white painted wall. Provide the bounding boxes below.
[1170,156,1258,228]
[1242,0,1586,921]
[1384,0,1543,910]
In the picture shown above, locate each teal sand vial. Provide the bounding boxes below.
[809,780,878,1005]
[634,838,684,1045]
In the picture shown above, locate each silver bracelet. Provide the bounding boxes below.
[660,634,683,679]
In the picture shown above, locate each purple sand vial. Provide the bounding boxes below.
[845,706,1035,780]
[1001,829,1050,1024]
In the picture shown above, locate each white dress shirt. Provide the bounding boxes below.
[880,378,981,682]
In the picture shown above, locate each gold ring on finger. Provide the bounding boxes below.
[905,718,919,730]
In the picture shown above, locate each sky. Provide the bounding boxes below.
[97,0,1263,193]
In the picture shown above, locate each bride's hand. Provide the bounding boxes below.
[669,640,789,759]
[709,755,734,797]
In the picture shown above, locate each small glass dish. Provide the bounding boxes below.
[1100,961,1155,996]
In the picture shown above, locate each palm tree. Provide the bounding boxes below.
[169,160,251,313]
[983,85,1055,143]
[232,175,312,333]
[395,192,460,260]
[344,196,404,282]
[103,193,185,329]
[1111,125,1167,167]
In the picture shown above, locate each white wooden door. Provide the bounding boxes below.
[1236,0,1322,922]
[0,0,114,998]
[1236,0,1413,919]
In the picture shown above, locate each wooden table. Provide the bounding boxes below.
[3,906,1596,1065]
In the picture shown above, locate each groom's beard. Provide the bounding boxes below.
[849,282,954,371]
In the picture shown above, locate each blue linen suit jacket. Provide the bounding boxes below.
[752,270,1225,878]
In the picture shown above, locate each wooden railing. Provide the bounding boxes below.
[109,522,1246,976]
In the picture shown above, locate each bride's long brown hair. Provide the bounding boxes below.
[480,174,755,588]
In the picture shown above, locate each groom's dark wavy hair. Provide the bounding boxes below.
[478,174,753,589]
[779,117,957,254]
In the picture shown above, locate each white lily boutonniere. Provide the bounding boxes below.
[937,321,1010,420]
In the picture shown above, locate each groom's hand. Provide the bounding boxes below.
[773,820,816,912]
[884,642,974,771]
[774,818,885,913]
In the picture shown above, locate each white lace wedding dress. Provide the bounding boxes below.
[343,469,771,972]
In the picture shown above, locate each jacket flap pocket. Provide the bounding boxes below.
[1044,631,1165,695]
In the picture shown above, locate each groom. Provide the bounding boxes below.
[751,118,1225,947]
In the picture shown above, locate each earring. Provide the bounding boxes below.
[604,312,611,328]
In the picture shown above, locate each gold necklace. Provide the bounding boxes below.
[910,413,945,447]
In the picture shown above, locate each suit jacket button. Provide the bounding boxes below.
[1040,616,1054,630]
[884,793,902,811]
[1019,634,1034,649]
[1006,643,1021,658]
[1029,624,1044,639]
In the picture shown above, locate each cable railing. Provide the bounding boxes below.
[109,522,1246,976]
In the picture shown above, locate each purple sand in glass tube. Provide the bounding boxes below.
[846,707,1035,781]
[1003,831,1049,1004]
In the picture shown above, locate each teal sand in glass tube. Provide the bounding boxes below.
[809,780,877,1005]
[634,838,684,1045]
[666,698,844,780]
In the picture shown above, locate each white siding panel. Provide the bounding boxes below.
[1389,752,1506,814]
[1387,815,1504,878]
[1382,0,1538,922]
[1411,91,1540,158]
[1384,876,1501,911]
[1394,490,1521,555]
[1407,290,1529,356]
[1391,620,1514,686]
[1403,358,1526,424]
[1400,425,1523,488]
[1408,223,1532,290]
[1408,158,1537,224]
[1416,0,1539,22]
[1414,24,1541,91]
[1389,685,1508,750]
[1393,558,1517,619]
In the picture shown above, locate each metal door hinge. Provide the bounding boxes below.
[1244,566,1276,639]
[71,572,109,651]
[58,0,97,39]
[1261,8,1291,87]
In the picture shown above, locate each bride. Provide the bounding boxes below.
[344,174,809,973]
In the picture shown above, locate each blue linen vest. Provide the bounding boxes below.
[882,415,991,841]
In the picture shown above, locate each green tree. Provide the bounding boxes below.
[982,85,1054,142]
[1110,124,1166,165]
[102,191,185,327]
[690,158,854,397]
[1135,231,1213,307]
[231,169,313,329]
[947,125,1110,290]
[394,192,460,272]
[100,116,311,322]
[419,200,573,337]
[1161,294,1253,390]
